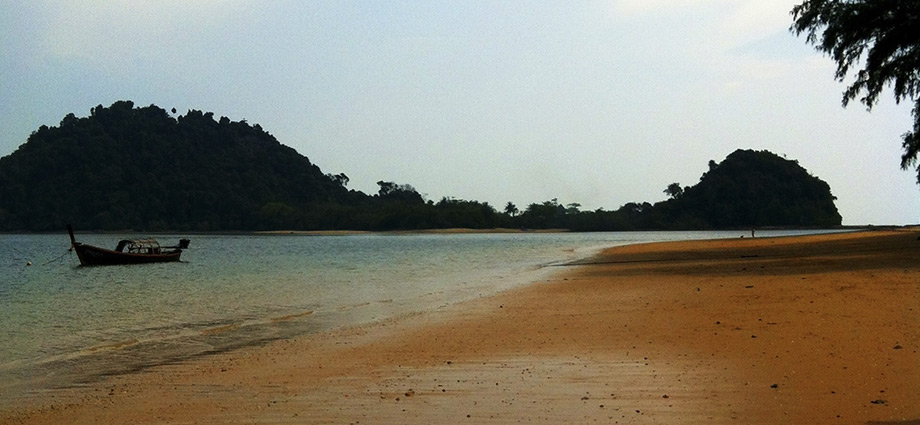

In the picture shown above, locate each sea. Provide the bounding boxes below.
[0,229,841,406]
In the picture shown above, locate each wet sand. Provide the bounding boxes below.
[4,229,919,424]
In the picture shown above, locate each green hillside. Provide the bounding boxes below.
[0,101,350,230]
[0,102,842,231]
[654,149,842,228]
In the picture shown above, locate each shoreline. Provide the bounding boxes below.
[4,229,919,424]
[3,224,900,236]
[253,228,571,235]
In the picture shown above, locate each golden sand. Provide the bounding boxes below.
[4,229,919,424]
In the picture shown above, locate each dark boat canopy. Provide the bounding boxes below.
[115,239,162,254]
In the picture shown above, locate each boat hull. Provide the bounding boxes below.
[72,243,182,266]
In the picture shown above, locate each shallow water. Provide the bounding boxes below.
[0,229,841,405]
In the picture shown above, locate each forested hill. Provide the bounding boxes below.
[0,101,352,230]
[0,102,842,231]
[651,149,842,228]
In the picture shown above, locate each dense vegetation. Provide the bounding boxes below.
[652,150,842,228]
[0,102,841,231]
[792,1,920,184]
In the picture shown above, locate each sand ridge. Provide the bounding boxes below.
[4,229,919,424]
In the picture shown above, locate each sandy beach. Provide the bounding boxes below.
[4,229,919,424]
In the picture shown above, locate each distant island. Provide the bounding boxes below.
[0,101,841,232]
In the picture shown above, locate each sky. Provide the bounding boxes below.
[1,1,917,225]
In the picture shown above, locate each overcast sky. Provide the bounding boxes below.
[1,1,917,225]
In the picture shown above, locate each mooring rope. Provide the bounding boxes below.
[38,249,73,266]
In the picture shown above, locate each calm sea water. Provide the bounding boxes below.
[0,229,839,405]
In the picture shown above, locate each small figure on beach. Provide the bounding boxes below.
[751,228,755,238]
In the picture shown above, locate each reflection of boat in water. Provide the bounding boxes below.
[67,225,190,266]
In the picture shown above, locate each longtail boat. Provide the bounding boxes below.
[67,225,190,266]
